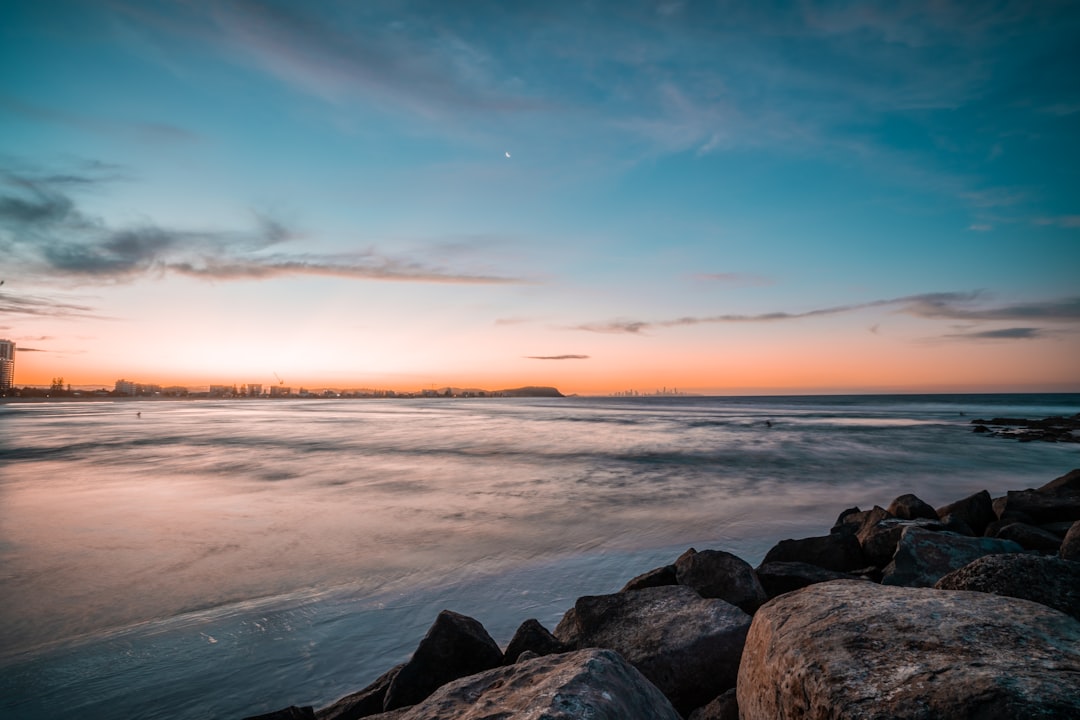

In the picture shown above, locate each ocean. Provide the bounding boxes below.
[1,394,1077,719]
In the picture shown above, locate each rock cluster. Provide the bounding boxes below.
[245,468,1080,720]
[971,413,1080,442]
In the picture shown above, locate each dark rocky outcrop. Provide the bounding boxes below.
[970,414,1080,442]
[738,580,1080,719]
[935,553,1080,621]
[1061,520,1080,560]
[365,649,682,720]
[501,618,566,665]
[754,561,861,599]
[382,610,503,711]
[886,492,938,520]
[857,516,946,567]
[935,489,995,535]
[316,665,402,720]
[554,585,751,715]
[760,532,864,572]
[688,688,738,720]
[619,564,678,592]
[674,549,767,613]
[881,527,1023,587]
[244,707,315,720]
[987,520,1062,554]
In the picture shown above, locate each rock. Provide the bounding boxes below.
[935,553,1080,621]
[688,688,738,720]
[737,580,1080,720]
[754,561,861,599]
[995,490,1080,524]
[886,493,937,520]
[316,665,402,720]
[377,648,681,720]
[501,618,566,665]
[515,650,539,663]
[674,549,767,613]
[1061,520,1080,560]
[829,506,864,536]
[857,516,945,567]
[554,585,751,715]
[987,520,1062,554]
[937,513,975,536]
[244,707,316,720]
[382,610,503,711]
[620,564,678,592]
[881,527,1023,587]
[760,532,864,573]
[935,489,995,536]
[1039,468,1080,495]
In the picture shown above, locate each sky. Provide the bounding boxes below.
[2,0,1079,395]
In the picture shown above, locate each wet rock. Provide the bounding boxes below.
[886,493,938,520]
[881,527,1023,587]
[857,516,946,567]
[501,618,566,665]
[1061,520,1080,560]
[760,532,864,573]
[688,688,738,720]
[620,564,678,592]
[373,649,681,720]
[935,553,1080,621]
[754,561,861,599]
[554,585,751,715]
[996,490,1080,524]
[938,513,975,536]
[829,506,864,536]
[935,489,995,536]
[316,665,402,720]
[737,580,1080,720]
[382,610,503,711]
[988,520,1062,554]
[674,549,767,613]
[244,707,316,720]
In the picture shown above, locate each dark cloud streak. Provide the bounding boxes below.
[525,354,590,360]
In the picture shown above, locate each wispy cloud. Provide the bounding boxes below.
[571,292,1080,335]
[16,346,47,352]
[941,327,1046,341]
[0,95,197,143]
[1033,215,1080,228]
[0,165,525,285]
[0,291,103,320]
[524,354,590,360]
[693,272,774,286]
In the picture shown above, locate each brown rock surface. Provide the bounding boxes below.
[935,489,995,535]
[737,580,1080,719]
[935,553,1080,620]
[674,549,767,613]
[881,527,1023,587]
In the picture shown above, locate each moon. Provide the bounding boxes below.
[505,151,511,158]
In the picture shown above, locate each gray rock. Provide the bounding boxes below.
[886,493,938,520]
[995,489,1080,524]
[620,564,678,592]
[935,489,995,536]
[554,585,751,715]
[988,520,1062,554]
[760,532,865,572]
[882,527,1023,587]
[382,610,503,711]
[687,688,738,720]
[674,549,767,613]
[737,580,1080,719]
[1061,520,1080,560]
[502,618,566,665]
[754,561,861,599]
[316,665,402,720]
[380,648,682,720]
[858,516,946,568]
[935,553,1080,621]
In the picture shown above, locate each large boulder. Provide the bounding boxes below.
[688,688,738,720]
[620,564,678,592]
[987,520,1062,554]
[881,527,1023,587]
[1061,520,1080,560]
[501,619,566,665]
[754,561,861,599]
[760,532,864,572]
[370,648,681,720]
[738,580,1080,719]
[995,490,1080,524]
[554,585,751,715]
[857,516,945,567]
[316,665,402,720]
[674,549,767,613]
[935,553,1080,621]
[886,493,938,520]
[382,610,503,711]
[935,489,995,536]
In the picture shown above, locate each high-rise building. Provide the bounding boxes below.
[0,339,14,392]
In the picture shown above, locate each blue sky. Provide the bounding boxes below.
[2,0,1078,392]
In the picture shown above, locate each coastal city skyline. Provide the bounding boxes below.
[3,2,1079,395]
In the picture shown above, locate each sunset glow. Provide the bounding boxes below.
[2,2,1078,395]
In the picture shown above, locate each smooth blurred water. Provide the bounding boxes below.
[1,394,1077,719]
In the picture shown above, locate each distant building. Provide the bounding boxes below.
[269,385,291,397]
[248,383,263,397]
[0,339,13,391]
[114,379,162,396]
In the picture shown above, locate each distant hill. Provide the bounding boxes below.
[496,386,564,397]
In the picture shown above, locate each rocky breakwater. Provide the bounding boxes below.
[246,469,1080,720]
